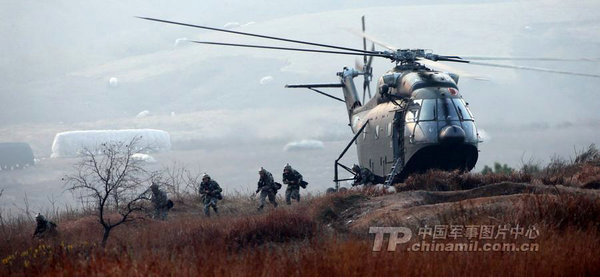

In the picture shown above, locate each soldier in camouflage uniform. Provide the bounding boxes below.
[150,183,169,220]
[256,167,278,210]
[33,213,57,239]
[199,173,222,217]
[352,164,376,186]
[282,163,304,205]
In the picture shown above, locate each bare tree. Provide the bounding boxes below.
[156,162,204,201]
[64,137,150,247]
[0,187,7,241]
[158,161,187,201]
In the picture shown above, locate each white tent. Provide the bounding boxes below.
[51,129,171,158]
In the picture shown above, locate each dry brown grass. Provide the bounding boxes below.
[402,145,600,191]
[2,206,599,276]
[3,154,600,275]
[513,193,600,231]
[402,170,533,191]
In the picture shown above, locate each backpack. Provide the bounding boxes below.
[166,199,174,210]
[274,182,282,190]
[300,180,308,189]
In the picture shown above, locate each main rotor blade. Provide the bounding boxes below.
[188,40,390,57]
[416,58,488,80]
[465,61,600,78]
[459,56,600,62]
[138,16,378,54]
[286,83,344,88]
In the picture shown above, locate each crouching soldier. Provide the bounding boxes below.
[200,173,222,217]
[282,163,306,205]
[352,164,376,186]
[33,213,57,239]
[256,167,279,210]
[150,183,169,220]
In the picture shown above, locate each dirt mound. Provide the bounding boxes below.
[317,182,600,235]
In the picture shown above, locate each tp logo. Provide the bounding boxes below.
[369,227,412,251]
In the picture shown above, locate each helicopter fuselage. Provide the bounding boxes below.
[341,66,479,180]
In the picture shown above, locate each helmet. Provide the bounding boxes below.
[35,213,45,221]
[283,163,292,172]
[202,173,210,180]
[150,183,159,190]
[259,167,266,174]
[352,164,360,172]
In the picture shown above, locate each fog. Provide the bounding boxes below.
[1,0,599,212]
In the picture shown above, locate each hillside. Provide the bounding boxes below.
[2,150,600,276]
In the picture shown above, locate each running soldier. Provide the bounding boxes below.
[199,173,222,217]
[150,183,169,220]
[282,163,305,205]
[33,213,57,239]
[256,167,279,210]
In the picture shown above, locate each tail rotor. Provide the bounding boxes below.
[359,16,374,103]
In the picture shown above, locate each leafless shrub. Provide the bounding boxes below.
[574,144,600,164]
[0,188,7,241]
[152,161,204,202]
[536,145,600,188]
[63,137,151,247]
[520,154,542,175]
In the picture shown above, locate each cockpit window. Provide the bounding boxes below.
[437,98,459,121]
[406,99,422,122]
[418,99,436,121]
[452,98,472,120]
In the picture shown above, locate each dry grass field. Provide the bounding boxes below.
[2,147,600,276]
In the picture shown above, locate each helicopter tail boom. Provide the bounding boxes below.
[285,67,363,122]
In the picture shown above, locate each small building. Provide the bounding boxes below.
[0,142,35,170]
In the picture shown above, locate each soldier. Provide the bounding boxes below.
[256,167,279,210]
[33,213,57,239]
[199,173,222,217]
[150,183,169,220]
[352,164,376,186]
[282,163,305,205]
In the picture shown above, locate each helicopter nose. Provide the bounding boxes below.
[439,125,466,144]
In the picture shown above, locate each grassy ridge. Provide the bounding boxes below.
[1,190,600,276]
[2,146,600,276]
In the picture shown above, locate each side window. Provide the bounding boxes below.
[465,100,475,119]
[387,122,393,137]
[419,99,436,121]
[452,98,472,120]
[375,125,380,139]
[406,99,422,122]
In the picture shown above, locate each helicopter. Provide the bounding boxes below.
[138,16,600,189]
